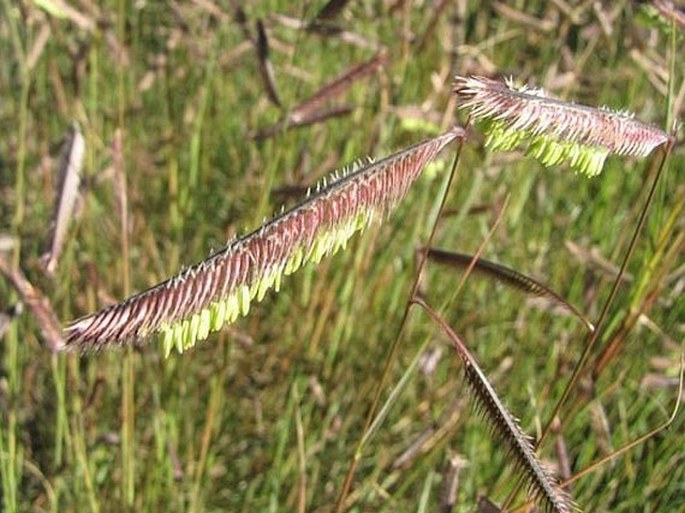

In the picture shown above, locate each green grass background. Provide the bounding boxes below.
[1,1,683,512]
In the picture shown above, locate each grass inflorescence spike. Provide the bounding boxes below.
[64,128,463,354]
[454,75,671,176]
[426,248,594,332]
[414,296,575,513]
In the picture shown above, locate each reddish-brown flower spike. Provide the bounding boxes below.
[64,128,463,355]
[454,75,671,176]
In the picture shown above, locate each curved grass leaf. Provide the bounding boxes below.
[454,75,671,176]
[426,248,594,332]
[64,128,463,355]
[413,296,574,513]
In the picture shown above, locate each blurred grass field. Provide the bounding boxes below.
[1,1,684,512]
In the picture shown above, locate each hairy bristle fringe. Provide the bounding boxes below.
[426,248,594,332]
[454,75,671,176]
[64,128,463,354]
[416,297,574,513]
[462,364,573,513]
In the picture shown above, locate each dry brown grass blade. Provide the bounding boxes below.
[41,122,85,276]
[30,0,95,32]
[0,256,63,351]
[289,51,386,123]
[426,247,594,333]
[250,104,354,140]
[192,0,229,23]
[564,240,633,282]
[413,296,574,513]
[439,454,468,513]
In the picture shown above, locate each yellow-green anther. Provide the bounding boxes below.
[199,308,211,341]
[186,313,199,348]
[174,321,186,354]
[239,285,251,316]
[212,300,226,331]
[226,294,239,323]
[256,271,270,302]
[286,247,303,275]
[163,325,173,358]
[310,236,325,264]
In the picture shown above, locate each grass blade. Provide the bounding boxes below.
[250,103,354,141]
[289,51,386,123]
[41,122,85,276]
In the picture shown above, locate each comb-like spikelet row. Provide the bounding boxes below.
[64,128,463,354]
[417,297,574,513]
[462,362,572,513]
[454,75,671,176]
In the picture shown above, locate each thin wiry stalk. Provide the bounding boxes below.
[514,351,684,513]
[454,75,672,176]
[536,142,674,446]
[64,128,463,354]
[413,296,574,513]
[426,248,594,333]
[334,134,467,513]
